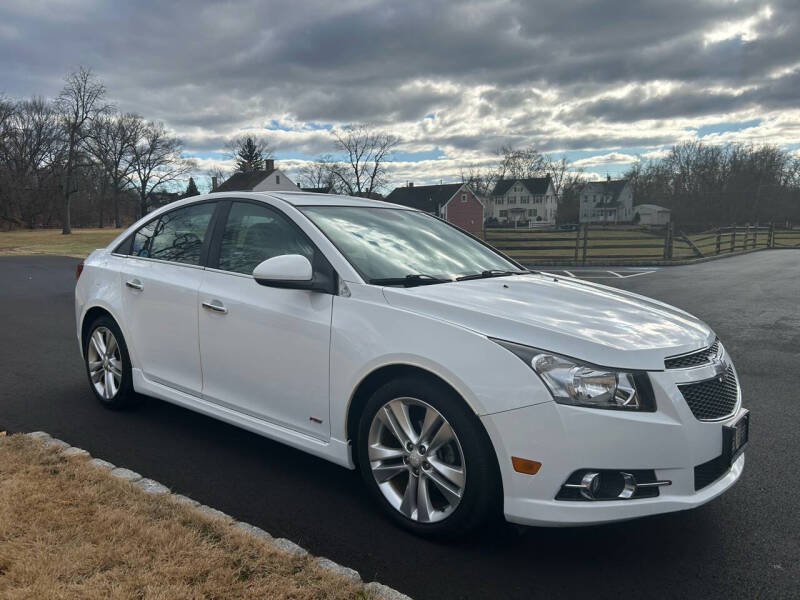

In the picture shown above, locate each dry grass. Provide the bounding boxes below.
[0,434,371,600]
[0,228,124,258]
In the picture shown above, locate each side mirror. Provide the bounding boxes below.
[253,254,313,289]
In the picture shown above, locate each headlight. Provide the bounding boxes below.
[492,339,653,411]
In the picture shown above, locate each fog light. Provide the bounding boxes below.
[564,471,601,500]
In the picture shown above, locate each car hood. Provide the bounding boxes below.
[382,274,714,371]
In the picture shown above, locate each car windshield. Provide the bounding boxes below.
[300,206,524,283]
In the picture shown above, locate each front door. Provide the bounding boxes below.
[198,200,333,439]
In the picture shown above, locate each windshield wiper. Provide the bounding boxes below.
[455,269,530,281]
[369,274,454,287]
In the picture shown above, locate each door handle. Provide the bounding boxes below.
[125,279,143,290]
[202,300,228,314]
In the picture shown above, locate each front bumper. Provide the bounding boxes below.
[481,369,746,527]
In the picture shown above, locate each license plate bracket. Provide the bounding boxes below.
[722,409,749,467]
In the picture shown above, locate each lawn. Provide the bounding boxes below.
[0,434,371,600]
[0,228,124,258]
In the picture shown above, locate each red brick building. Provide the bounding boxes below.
[385,182,485,236]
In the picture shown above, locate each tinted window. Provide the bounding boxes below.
[218,202,314,275]
[131,203,215,265]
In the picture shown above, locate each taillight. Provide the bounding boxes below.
[76,261,84,281]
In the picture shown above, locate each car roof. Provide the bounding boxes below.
[218,190,412,210]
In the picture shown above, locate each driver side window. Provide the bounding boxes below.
[218,202,314,275]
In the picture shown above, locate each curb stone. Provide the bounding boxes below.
[172,494,200,507]
[317,557,360,582]
[272,537,309,557]
[233,521,272,541]
[21,430,413,599]
[43,438,69,450]
[135,477,170,494]
[88,458,115,470]
[196,504,232,521]
[365,582,414,600]
[62,446,90,459]
[110,467,142,482]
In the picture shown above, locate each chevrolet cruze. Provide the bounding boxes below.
[75,191,749,536]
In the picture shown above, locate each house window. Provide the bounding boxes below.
[528,209,534,217]
[276,175,280,184]
[499,210,508,217]
[509,196,516,204]
[495,197,504,205]
[521,196,529,204]
[461,193,467,202]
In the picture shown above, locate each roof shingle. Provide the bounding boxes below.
[385,183,464,213]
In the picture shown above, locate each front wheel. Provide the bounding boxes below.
[83,316,137,409]
[356,376,499,537]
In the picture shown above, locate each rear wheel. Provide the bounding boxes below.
[357,376,499,537]
[83,316,137,409]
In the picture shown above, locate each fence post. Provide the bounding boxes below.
[663,222,673,260]
[754,224,758,249]
[715,228,721,255]
[730,224,736,253]
[768,222,775,248]
[581,224,589,264]
[573,225,581,262]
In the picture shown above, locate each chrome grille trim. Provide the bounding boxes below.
[665,339,721,370]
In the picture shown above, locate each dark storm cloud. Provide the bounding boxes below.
[0,0,797,160]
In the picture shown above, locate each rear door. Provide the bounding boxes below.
[120,201,217,395]
[197,199,333,439]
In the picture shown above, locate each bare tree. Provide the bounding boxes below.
[298,154,337,191]
[329,124,399,197]
[55,66,110,234]
[227,135,273,173]
[87,112,143,227]
[459,164,497,198]
[0,98,62,228]
[129,121,194,217]
[496,145,546,180]
[205,164,230,192]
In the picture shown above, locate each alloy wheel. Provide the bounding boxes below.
[87,326,122,400]
[367,397,466,523]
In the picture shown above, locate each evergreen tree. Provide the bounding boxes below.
[235,136,265,172]
[182,177,199,198]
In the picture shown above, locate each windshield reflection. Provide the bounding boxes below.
[301,206,522,283]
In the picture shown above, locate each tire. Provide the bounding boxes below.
[83,315,138,409]
[356,375,500,538]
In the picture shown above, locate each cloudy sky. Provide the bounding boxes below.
[1,0,798,190]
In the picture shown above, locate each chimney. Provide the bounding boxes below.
[211,176,218,191]
[265,158,275,172]
[297,182,301,187]
[408,182,414,188]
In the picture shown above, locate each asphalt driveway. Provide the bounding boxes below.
[1,251,798,599]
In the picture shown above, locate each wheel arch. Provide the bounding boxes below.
[80,305,122,357]
[345,363,503,492]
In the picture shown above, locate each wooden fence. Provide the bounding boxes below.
[484,223,800,265]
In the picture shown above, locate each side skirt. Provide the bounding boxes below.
[132,369,355,469]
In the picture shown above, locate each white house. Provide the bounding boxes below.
[579,177,633,223]
[489,176,557,225]
[216,159,299,193]
[634,203,671,225]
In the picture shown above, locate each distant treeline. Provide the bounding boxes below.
[624,142,800,229]
[0,67,193,232]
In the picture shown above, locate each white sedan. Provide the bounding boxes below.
[75,191,748,537]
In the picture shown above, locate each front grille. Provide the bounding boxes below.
[665,340,720,369]
[678,366,739,420]
[694,455,730,490]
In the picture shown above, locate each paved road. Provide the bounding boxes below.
[1,252,798,599]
